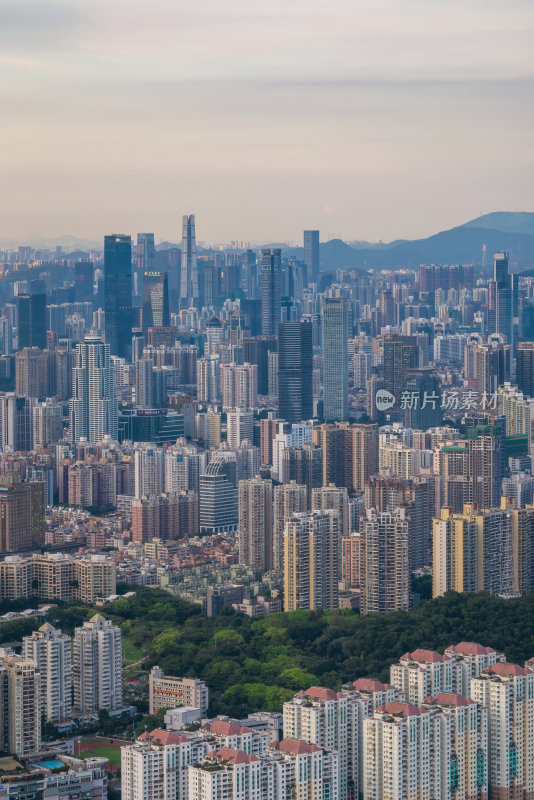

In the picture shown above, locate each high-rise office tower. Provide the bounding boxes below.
[0,650,41,757]
[18,293,47,349]
[403,368,443,430]
[322,297,349,422]
[240,249,258,298]
[360,507,411,614]
[0,471,44,553]
[199,452,238,532]
[238,477,273,572]
[284,510,339,611]
[22,623,71,723]
[243,336,277,395]
[352,422,379,492]
[180,214,198,307]
[273,481,307,570]
[74,260,94,304]
[73,614,123,713]
[0,393,34,451]
[281,444,323,504]
[303,230,319,284]
[69,333,118,443]
[142,272,170,333]
[487,251,518,348]
[382,334,419,415]
[516,342,534,398]
[135,358,167,409]
[104,234,133,360]
[136,232,155,298]
[261,248,282,336]
[473,336,511,399]
[278,321,313,424]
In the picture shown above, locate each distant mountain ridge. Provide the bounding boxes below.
[2,212,534,271]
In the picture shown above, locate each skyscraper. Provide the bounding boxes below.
[74,261,94,304]
[303,230,319,284]
[278,321,313,424]
[273,481,307,570]
[69,333,118,443]
[322,297,349,422]
[180,214,198,307]
[73,613,123,713]
[487,251,518,348]
[18,293,47,349]
[22,622,72,723]
[261,248,282,336]
[284,510,339,611]
[104,234,133,360]
[382,334,419,415]
[142,271,170,332]
[360,507,411,614]
[516,342,534,397]
[238,477,273,572]
[0,471,45,553]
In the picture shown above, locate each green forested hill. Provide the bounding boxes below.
[8,587,534,718]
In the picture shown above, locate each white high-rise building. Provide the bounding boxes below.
[73,614,123,713]
[0,648,41,758]
[272,422,313,481]
[22,622,71,723]
[471,662,534,798]
[197,355,221,404]
[69,333,118,443]
[122,729,212,800]
[390,648,454,706]
[227,408,254,449]
[444,641,505,696]
[134,443,165,499]
[220,362,258,411]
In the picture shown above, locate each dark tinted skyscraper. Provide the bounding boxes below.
[104,234,132,360]
[516,342,534,398]
[322,297,349,422]
[180,215,198,307]
[278,322,313,424]
[18,293,47,350]
[74,261,94,305]
[243,336,277,395]
[303,230,319,284]
[261,248,281,336]
[136,233,155,299]
[383,334,419,415]
[142,272,170,333]
[487,251,518,348]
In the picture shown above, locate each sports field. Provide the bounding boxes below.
[77,740,122,767]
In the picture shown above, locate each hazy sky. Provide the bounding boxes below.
[1,0,534,245]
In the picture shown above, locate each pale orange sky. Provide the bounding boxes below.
[1,0,533,246]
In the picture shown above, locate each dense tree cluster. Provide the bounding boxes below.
[5,587,534,719]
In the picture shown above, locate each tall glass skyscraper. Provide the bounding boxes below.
[17,293,47,350]
[104,234,132,360]
[278,321,313,424]
[180,214,198,307]
[261,248,282,336]
[487,251,518,350]
[142,271,170,333]
[69,333,118,443]
[135,232,155,299]
[322,297,349,421]
[303,230,319,284]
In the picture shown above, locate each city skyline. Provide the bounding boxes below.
[1,0,533,244]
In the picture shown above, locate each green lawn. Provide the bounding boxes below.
[122,638,144,662]
[78,745,122,766]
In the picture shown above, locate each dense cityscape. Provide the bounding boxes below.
[0,215,532,799]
